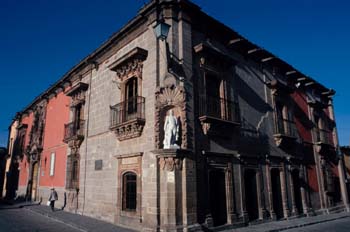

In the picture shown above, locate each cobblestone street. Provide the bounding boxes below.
[0,204,135,232]
[0,204,350,232]
[0,208,81,232]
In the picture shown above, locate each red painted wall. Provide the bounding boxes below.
[39,92,70,187]
[292,91,312,143]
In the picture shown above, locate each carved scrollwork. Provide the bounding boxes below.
[27,100,47,160]
[159,156,183,171]
[114,59,143,82]
[114,119,145,141]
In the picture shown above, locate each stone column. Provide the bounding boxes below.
[280,165,290,218]
[299,165,310,215]
[238,162,248,222]
[154,149,200,231]
[225,165,237,224]
[256,169,267,220]
[287,166,298,216]
[265,162,276,219]
[338,158,350,211]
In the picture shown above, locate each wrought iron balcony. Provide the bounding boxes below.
[63,120,85,142]
[275,118,298,138]
[110,96,145,141]
[315,128,333,146]
[198,95,239,122]
[198,95,240,135]
[273,118,298,148]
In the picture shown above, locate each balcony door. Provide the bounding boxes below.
[205,74,224,119]
[125,77,138,121]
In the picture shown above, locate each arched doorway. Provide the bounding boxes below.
[291,169,303,214]
[209,169,227,226]
[244,169,259,221]
[271,168,283,219]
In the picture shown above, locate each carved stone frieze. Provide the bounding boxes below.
[113,119,145,141]
[108,47,148,83]
[159,156,183,171]
[114,59,143,81]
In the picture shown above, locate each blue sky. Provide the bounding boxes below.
[0,0,349,147]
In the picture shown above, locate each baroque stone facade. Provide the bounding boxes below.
[5,0,350,231]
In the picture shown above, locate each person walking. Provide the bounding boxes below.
[48,188,58,211]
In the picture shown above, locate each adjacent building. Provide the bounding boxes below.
[5,0,349,231]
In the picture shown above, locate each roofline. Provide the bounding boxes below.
[17,0,333,117]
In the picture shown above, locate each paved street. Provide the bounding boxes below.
[0,208,81,232]
[284,217,350,232]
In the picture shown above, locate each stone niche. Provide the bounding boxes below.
[159,106,183,149]
[155,84,187,149]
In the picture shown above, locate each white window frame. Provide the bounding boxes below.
[50,153,55,176]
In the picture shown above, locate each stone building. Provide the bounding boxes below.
[6,0,349,231]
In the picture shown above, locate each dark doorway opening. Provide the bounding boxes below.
[291,169,303,214]
[244,169,259,221]
[333,177,341,204]
[271,168,284,219]
[209,169,227,227]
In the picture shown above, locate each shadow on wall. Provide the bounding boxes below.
[239,118,270,155]
[235,65,272,114]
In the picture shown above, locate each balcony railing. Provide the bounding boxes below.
[198,95,239,122]
[110,96,145,128]
[275,117,298,138]
[315,128,333,145]
[64,120,85,141]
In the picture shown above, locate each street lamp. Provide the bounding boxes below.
[154,18,170,41]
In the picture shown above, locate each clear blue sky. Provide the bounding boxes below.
[1,0,349,147]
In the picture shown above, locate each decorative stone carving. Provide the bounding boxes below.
[113,119,145,141]
[114,59,143,81]
[155,85,188,149]
[65,82,89,107]
[108,47,148,82]
[159,156,183,171]
[68,139,83,155]
[26,100,47,161]
[201,122,211,135]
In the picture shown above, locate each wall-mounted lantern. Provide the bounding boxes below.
[154,18,170,41]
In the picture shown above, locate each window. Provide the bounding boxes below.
[49,153,55,176]
[274,100,296,137]
[122,172,137,211]
[125,77,138,115]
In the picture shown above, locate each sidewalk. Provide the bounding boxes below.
[0,199,40,210]
[24,204,136,232]
[227,211,350,232]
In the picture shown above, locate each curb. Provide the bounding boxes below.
[266,214,350,232]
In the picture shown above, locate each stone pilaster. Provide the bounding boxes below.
[153,149,200,232]
[280,165,290,218]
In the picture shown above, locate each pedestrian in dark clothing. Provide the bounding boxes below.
[49,188,58,211]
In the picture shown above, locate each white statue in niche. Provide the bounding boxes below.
[163,109,180,149]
